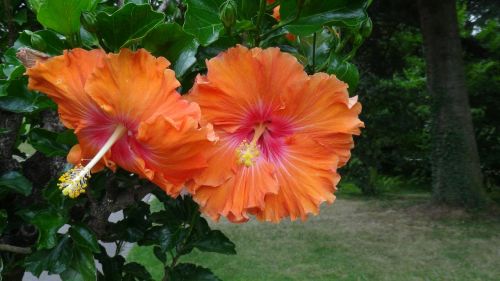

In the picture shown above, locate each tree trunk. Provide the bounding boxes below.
[417,0,486,207]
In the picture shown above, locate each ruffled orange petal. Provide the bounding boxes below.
[26,49,106,131]
[135,115,215,197]
[191,46,306,133]
[193,159,279,223]
[253,135,340,222]
[279,73,364,136]
[85,49,199,128]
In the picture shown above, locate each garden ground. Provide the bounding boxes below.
[128,191,500,281]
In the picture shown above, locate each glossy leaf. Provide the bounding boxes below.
[60,247,97,281]
[25,235,73,276]
[0,171,32,196]
[37,0,96,36]
[183,0,225,46]
[167,263,221,281]
[143,23,200,77]
[14,30,67,55]
[1,48,24,80]
[28,128,72,157]
[69,224,100,253]
[96,3,164,51]
[327,58,360,92]
[280,0,368,36]
[0,79,54,113]
[194,230,236,255]
[123,262,153,281]
[28,209,67,249]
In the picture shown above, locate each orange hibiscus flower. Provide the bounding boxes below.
[188,46,363,222]
[25,48,215,198]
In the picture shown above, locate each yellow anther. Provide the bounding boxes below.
[235,123,266,167]
[236,141,261,167]
[57,164,91,198]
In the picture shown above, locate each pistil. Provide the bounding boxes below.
[236,124,266,167]
[58,125,127,198]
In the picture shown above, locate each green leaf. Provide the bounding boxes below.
[123,262,153,281]
[96,251,125,281]
[1,48,24,80]
[14,30,68,55]
[167,263,221,281]
[96,3,164,51]
[28,128,72,157]
[183,0,225,46]
[143,23,200,77]
[25,235,73,276]
[60,247,96,281]
[327,58,360,92]
[29,209,67,249]
[0,171,32,196]
[0,79,54,113]
[280,0,368,36]
[37,0,96,36]
[0,209,7,234]
[194,230,236,255]
[140,225,172,251]
[69,224,100,253]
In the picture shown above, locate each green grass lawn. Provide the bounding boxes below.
[127,193,500,281]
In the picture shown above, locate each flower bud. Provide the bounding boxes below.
[81,11,97,33]
[219,0,237,29]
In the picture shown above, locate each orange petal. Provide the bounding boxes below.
[278,73,364,136]
[136,115,215,197]
[193,159,279,223]
[26,49,106,131]
[253,135,340,222]
[85,49,199,127]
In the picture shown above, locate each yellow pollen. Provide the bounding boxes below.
[236,141,261,167]
[236,123,266,167]
[57,124,127,198]
[57,164,90,198]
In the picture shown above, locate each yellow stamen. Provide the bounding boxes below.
[58,125,127,198]
[236,124,266,167]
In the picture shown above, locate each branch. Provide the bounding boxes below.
[0,244,32,254]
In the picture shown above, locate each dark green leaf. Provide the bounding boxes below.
[14,30,68,55]
[280,0,368,36]
[0,79,54,113]
[96,250,125,281]
[30,209,68,249]
[167,263,221,281]
[123,262,153,281]
[140,225,172,251]
[60,247,97,281]
[69,224,100,253]
[183,0,225,46]
[96,3,164,51]
[37,0,96,36]
[29,128,72,157]
[327,58,360,92]
[0,171,32,196]
[25,235,73,276]
[1,48,24,80]
[143,23,199,77]
[0,209,7,234]
[153,246,167,263]
[194,230,236,255]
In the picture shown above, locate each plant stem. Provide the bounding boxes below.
[312,32,317,72]
[0,244,32,254]
[254,0,267,46]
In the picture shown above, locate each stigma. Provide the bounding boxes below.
[58,124,127,198]
[236,123,266,167]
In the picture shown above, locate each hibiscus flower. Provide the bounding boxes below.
[25,48,215,198]
[188,45,363,222]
